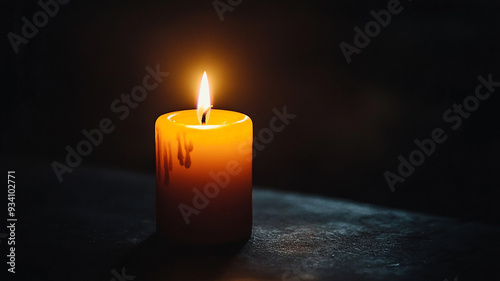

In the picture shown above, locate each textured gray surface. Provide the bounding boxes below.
[14,166,500,281]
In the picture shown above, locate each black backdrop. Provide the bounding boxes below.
[1,0,500,224]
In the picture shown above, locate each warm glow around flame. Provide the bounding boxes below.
[197,71,212,125]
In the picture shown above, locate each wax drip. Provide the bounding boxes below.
[163,145,170,185]
[177,134,184,166]
[168,141,173,171]
[184,133,193,168]
[176,133,193,169]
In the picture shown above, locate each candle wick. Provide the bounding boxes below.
[201,106,213,125]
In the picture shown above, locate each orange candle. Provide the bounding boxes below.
[155,72,253,244]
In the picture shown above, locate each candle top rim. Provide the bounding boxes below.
[157,109,251,129]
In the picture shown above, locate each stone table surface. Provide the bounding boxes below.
[11,165,500,281]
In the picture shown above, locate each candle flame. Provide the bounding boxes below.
[197,71,212,125]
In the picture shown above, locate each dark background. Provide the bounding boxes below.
[1,0,500,224]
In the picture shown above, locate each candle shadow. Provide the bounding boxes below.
[113,233,249,281]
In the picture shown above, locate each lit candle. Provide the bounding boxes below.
[155,72,253,244]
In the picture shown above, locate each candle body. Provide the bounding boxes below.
[155,109,252,244]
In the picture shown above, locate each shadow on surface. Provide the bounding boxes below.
[108,233,250,281]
